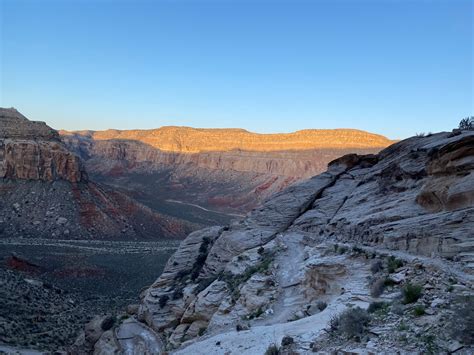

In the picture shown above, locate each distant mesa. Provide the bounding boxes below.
[61,125,394,154]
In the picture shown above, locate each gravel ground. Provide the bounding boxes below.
[0,238,179,351]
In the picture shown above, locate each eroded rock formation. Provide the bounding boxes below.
[0,108,86,182]
[0,108,196,239]
[89,129,474,353]
[61,127,393,225]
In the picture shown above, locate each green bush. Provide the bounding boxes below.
[459,116,474,131]
[330,307,371,340]
[264,344,280,355]
[402,283,422,304]
[367,301,389,314]
[220,252,274,301]
[316,301,327,311]
[413,305,425,317]
[387,256,404,273]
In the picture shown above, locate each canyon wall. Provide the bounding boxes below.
[86,129,474,354]
[61,127,393,224]
[0,108,86,182]
[0,108,196,239]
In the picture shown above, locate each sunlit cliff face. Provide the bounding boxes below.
[61,126,393,153]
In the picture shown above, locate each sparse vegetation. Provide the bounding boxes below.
[330,307,371,340]
[459,116,474,131]
[367,301,389,314]
[191,237,212,280]
[450,295,474,345]
[387,256,404,273]
[370,259,383,274]
[316,301,327,311]
[220,251,274,301]
[158,294,169,308]
[198,327,206,336]
[244,307,264,320]
[398,320,409,331]
[413,305,425,317]
[264,343,280,355]
[338,246,348,254]
[370,277,387,297]
[281,336,294,347]
[402,283,422,304]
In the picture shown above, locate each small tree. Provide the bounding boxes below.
[459,117,474,131]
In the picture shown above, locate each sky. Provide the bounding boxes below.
[0,0,472,139]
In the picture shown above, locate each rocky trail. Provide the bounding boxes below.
[81,129,473,354]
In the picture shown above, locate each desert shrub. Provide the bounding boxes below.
[264,344,280,355]
[384,278,396,287]
[402,283,422,304]
[459,116,474,131]
[370,260,383,274]
[198,327,206,336]
[387,256,404,273]
[338,246,348,254]
[370,278,386,297]
[220,251,274,301]
[281,336,294,346]
[330,307,371,339]
[451,295,474,345]
[193,277,215,295]
[100,315,116,331]
[398,320,409,331]
[158,295,169,308]
[352,246,364,254]
[415,132,426,137]
[257,246,265,255]
[413,305,425,316]
[367,301,389,314]
[316,301,327,311]
[190,237,213,281]
[244,307,264,320]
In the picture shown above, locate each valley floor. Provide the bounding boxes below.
[0,238,179,351]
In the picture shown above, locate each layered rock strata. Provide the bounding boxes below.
[89,129,473,353]
[0,108,195,239]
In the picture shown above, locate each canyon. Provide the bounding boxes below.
[80,128,474,354]
[0,108,196,240]
[61,127,393,228]
[2,107,472,354]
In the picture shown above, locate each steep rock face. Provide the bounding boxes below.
[0,108,86,182]
[0,108,195,239]
[90,130,474,353]
[61,128,392,225]
[64,126,393,153]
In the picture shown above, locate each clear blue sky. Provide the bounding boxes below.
[1,0,472,139]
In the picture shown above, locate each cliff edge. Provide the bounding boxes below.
[85,129,474,354]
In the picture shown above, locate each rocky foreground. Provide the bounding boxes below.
[81,129,473,354]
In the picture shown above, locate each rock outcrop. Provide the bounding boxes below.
[0,108,196,239]
[90,129,474,353]
[0,108,86,182]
